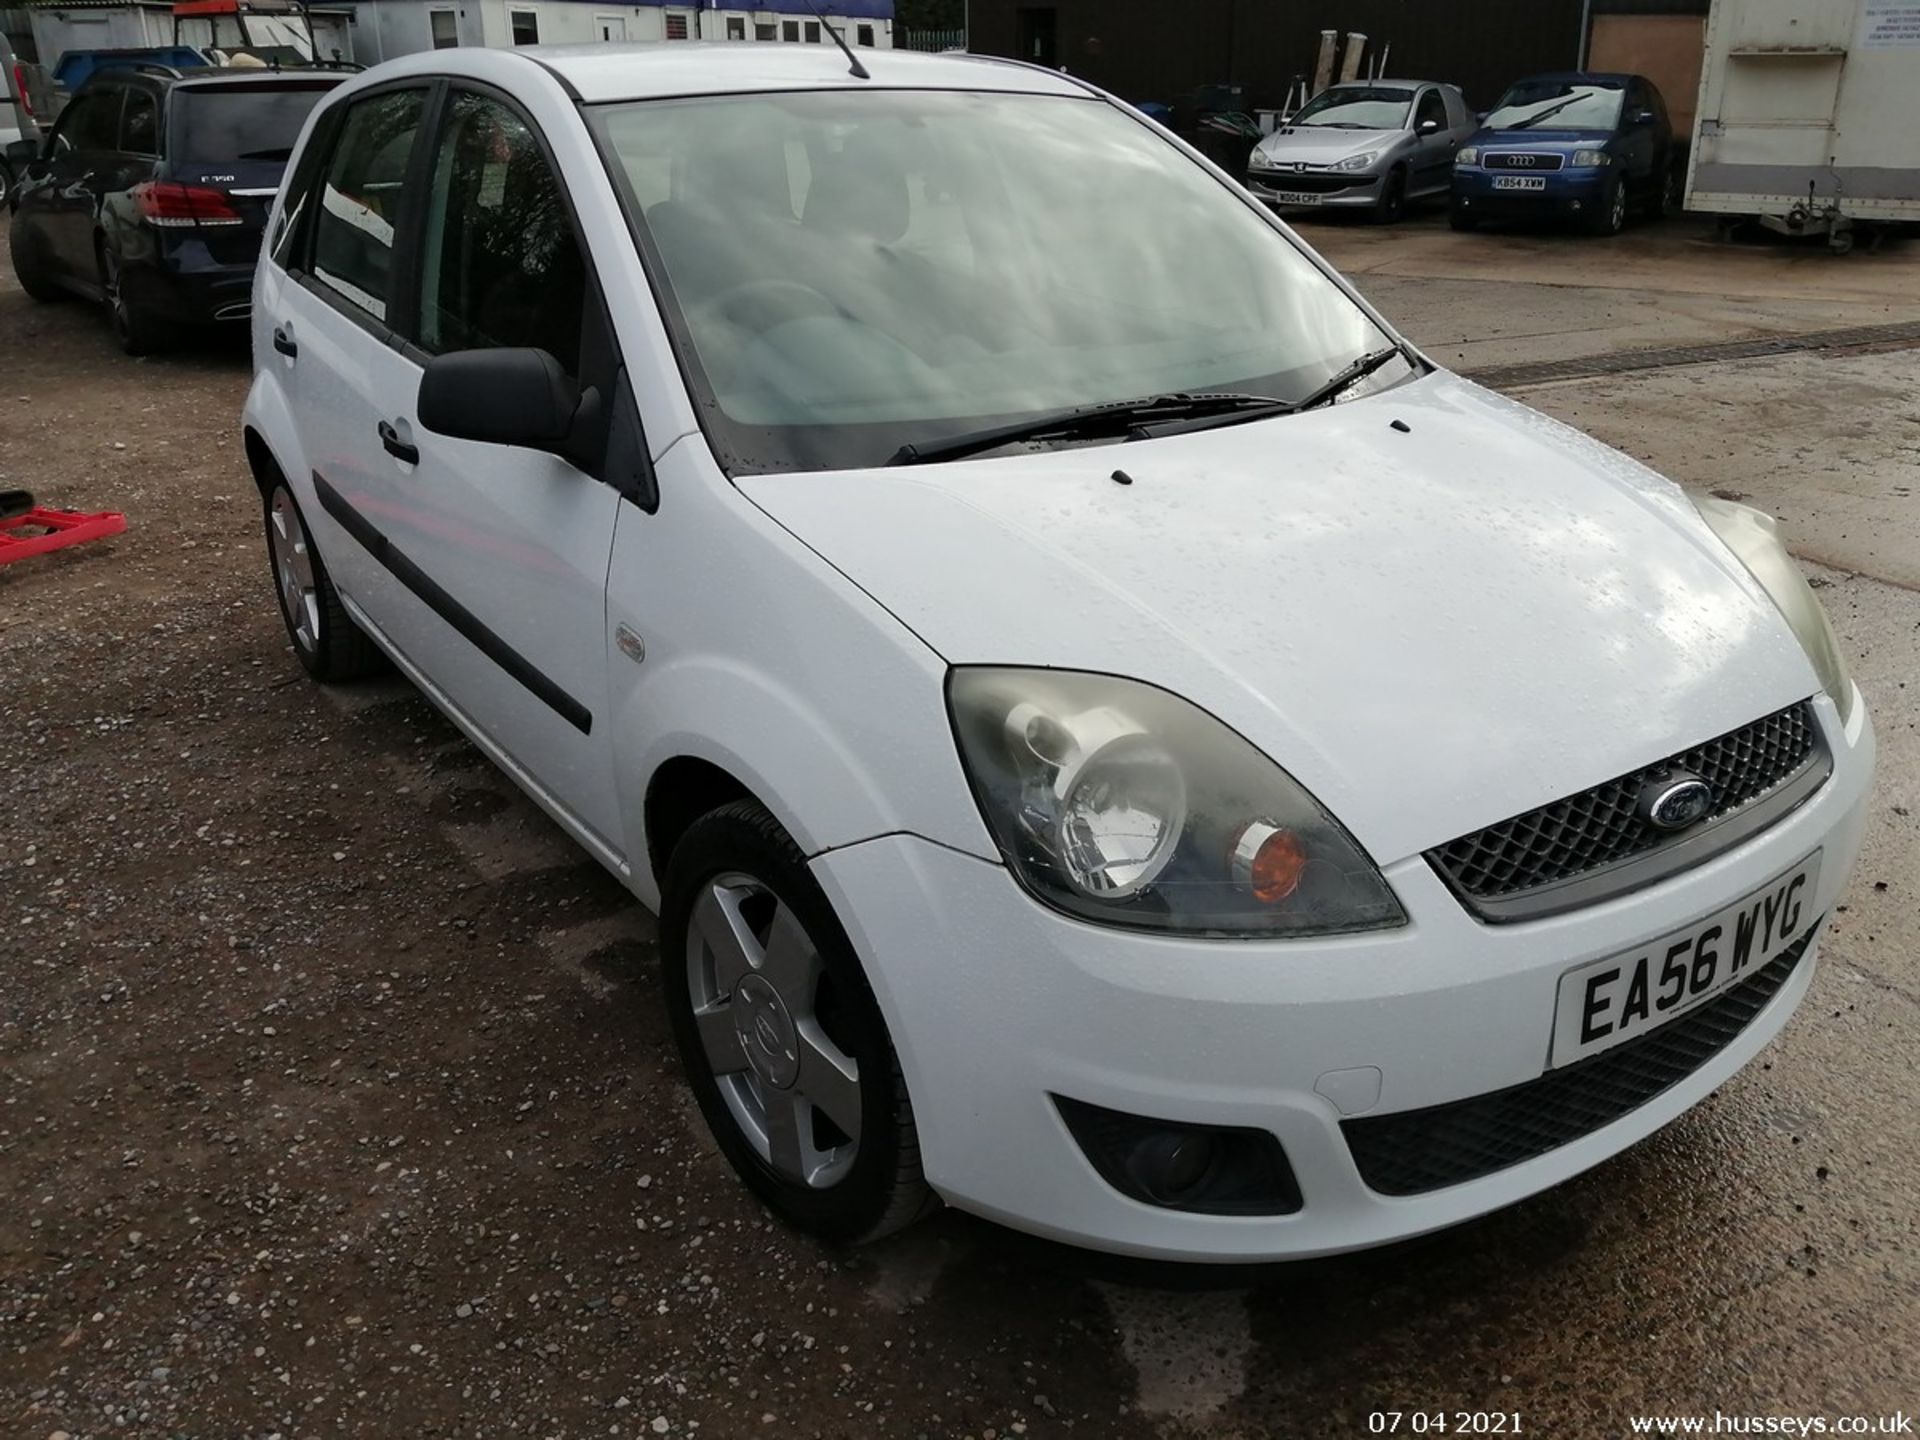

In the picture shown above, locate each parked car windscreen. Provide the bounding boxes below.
[593,90,1400,473]
[1483,79,1625,132]
[170,80,337,163]
[1288,86,1414,130]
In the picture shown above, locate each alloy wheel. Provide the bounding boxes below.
[685,872,862,1188]
[1608,181,1627,233]
[268,485,321,655]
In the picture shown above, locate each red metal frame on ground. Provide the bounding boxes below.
[0,507,129,564]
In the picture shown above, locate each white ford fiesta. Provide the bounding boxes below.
[242,42,1874,1261]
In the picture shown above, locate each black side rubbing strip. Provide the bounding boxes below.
[312,473,593,735]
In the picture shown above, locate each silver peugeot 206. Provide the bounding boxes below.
[1246,79,1478,222]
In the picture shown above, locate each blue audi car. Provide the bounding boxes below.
[1449,73,1676,235]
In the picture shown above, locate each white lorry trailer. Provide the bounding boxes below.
[1686,0,1920,252]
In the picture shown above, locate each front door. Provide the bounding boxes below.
[361,85,625,855]
[1409,87,1454,195]
[35,87,124,275]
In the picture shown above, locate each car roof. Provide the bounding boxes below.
[516,42,1087,104]
[172,68,349,88]
[1512,71,1639,85]
[1328,79,1440,90]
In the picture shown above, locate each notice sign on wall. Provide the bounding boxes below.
[1861,0,1920,47]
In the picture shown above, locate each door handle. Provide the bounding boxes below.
[378,420,419,465]
[271,325,297,358]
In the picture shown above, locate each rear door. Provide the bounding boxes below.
[1619,79,1660,193]
[262,81,435,618]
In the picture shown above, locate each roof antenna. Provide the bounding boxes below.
[801,0,870,80]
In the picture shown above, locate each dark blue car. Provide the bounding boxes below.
[1449,73,1676,236]
[6,67,344,353]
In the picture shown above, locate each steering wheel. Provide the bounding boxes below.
[706,278,843,332]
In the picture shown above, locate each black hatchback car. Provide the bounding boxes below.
[6,67,345,352]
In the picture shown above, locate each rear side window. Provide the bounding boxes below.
[170,81,337,164]
[311,87,427,323]
[121,89,159,154]
[415,89,586,377]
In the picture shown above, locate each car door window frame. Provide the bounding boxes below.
[52,86,126,157]
[284,77,444,347]
[119,82,162,158]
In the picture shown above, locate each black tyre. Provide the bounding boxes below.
[1373,168,1407,224]
[1588,174,1628,236]
[1448,205,1478,232]
[661,799,935,1245]
[262,480,386,681]
[0,161,14,210]
[1651,160,1679,220]
[8,219,66,303]
[101,244,170,356]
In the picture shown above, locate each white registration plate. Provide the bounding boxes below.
[1492,175,1548,191]
[1550,852,1820,1068]
[1262,189,1323,206]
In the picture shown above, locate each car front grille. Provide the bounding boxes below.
[1485,151,1566,172]
[1247,170,1366,194]
[1427,701,1823,920]
[1342,922,1816,1196]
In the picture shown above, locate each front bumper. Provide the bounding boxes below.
[1246,168,1389,210]
[1452,166,1610,221]
[811,692,1873,1262]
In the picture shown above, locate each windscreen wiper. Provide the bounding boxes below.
[1128,346,1411,440]
[1507,97,1583,130]
[887,393,1288,466]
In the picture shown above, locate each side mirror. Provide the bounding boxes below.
[417,348,598,467]
[1418,117,1440,135]
[5,138,39,169]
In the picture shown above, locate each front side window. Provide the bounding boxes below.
[1414,89,1446,131]
[53,90,123,154]
[416,90,586,377]
[430,10,458,47]
[510,10,539,44]
[1290,86,1412,131]
[1485,79,1625,132]
[120,89,159,154]
[311,88,426,322]
[593,90,1394,474]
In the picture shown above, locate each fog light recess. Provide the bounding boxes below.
[1054,1096,1303,1215]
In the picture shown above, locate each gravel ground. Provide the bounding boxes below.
[4,227,1918,1440]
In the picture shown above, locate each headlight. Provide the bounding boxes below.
[1694,496,1855,722]
[947,668,1405,936]
[1454,146,1479,166]
[1333,149,1383,172]
[1570,148,1611,167]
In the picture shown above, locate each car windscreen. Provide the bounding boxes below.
[1484,80,1625,132]
[591,90,1399,474]
[169,81,336,164]
[1288,87,1414,130]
